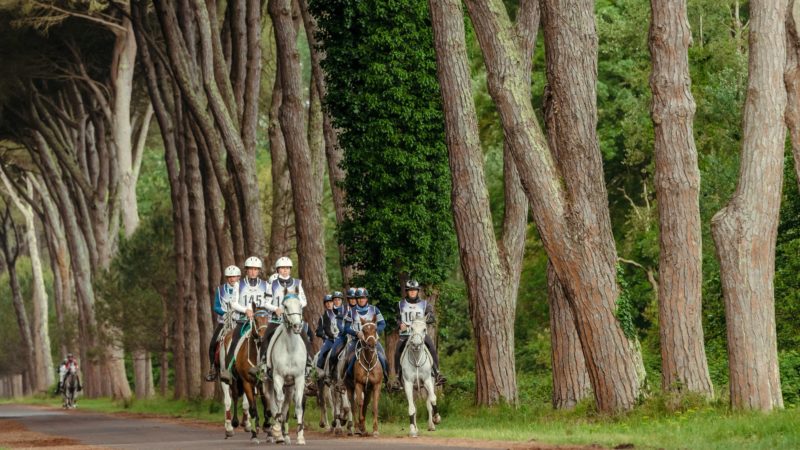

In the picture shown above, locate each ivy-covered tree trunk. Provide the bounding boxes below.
[270,0,329,333]
[430,0,527,405]
[464,0,641,412]
[711,0,788,411]
[648,0,713,396]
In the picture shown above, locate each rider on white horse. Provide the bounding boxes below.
[55,353,82,394]
[343,288,388,379]
[262,257,314,378]
[393,280,445,388]
[206,265,241,381]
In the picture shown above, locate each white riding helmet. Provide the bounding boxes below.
[244,256,263,269]
[224,265,241,277]
[275,256,293,269]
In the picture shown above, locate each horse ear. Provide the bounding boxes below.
[360,317,366,325]
[372,315,377,323]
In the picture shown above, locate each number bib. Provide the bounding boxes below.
[399,299,427,334]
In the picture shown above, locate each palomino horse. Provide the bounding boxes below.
[265,294,307,445]
[345,316,383,437]
[400,318,441,437]
[62,369,78,409]
[222,308,272,443]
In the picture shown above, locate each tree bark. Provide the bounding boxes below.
[464,0,641,412]
[648,0,713,396]
[298,0,353,285]
[429,0,528,405]
[547,264,592,409]
[267,72,295,269]
[786,0,800,190]
[711,0,788,411]
[270,0,329,336]
[132,349,149,399]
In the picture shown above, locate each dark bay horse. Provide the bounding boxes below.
[345,316,383,436]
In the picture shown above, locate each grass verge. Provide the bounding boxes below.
[4,390,799,449]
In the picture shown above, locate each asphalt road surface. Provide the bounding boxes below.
[0,404,503,450]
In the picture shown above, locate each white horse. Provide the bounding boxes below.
[320,348,353,435]
[265,295,307,445]
[400,318,441,437]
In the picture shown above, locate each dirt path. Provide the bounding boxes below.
[0,404,597,450]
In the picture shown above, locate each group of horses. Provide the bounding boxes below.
[217,298,441,444]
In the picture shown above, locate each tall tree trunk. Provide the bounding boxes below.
[429,0,528,405]
[181,121,202,398]
[711,0,788,411]
[547,264,592,409]
[0,174,55,390]
[1,238,37,392]
[464,0,641,412]
[786,0,800,189]
[270,0,329,335]
[132,349,149,399]
[298,0,353,285]
[267,72,295,268]
[648,0,713,396]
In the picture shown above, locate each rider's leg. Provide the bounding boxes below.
[424,335,446,385]
[205,322,224,381]
[376,342,388,376]
[317,339,334,370]
[261,322,280,376]
[328,337,345,380]
[56,366,66,394]
[394,337,408,378]
[344,340,357,378]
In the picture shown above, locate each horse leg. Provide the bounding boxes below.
[295,379,306,445]
[243,383,259,443]
[242,389,251,432]
[280,385,291,444]
[423,376,438,431]
[403,376,418,437]
[271,376,285,443]
[346,385,355,436]
[222,383,234,438]
[259,387,272,435]
[354,383,366,436]
[371,384,380,437]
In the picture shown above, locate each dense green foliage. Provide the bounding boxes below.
[310,0,456,319]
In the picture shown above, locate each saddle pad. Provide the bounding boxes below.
[225,322,252,370]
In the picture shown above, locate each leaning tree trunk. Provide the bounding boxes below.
[429,0,528,405]
[267,71,295,267]
[1,239,37,392]
[465,0,641,412]
[711,0,788,411]
[547,263,592,409]
[786,0,800,190]
[270,0,329,337]
[648,0,713,396]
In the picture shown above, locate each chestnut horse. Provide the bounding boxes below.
[345,316,383,436]
[222,308,272,443]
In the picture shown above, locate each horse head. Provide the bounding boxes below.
[409,318,427,348]
[283,294,304,334]
[359,317,379,349]
[253,307,271,338]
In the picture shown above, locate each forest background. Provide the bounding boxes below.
[0,0,798,426]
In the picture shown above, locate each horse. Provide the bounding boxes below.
[345,316,383,437]
[220,376,252,437]
[265,295,307,445]
[315,349,353,435]
[400,318,442,437]
[222,307,272,443]
[62,369,78,409]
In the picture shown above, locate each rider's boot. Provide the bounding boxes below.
[433,367,446,386]
[55,382,62,395]
[204,365,219,382]
[220,368,232,384]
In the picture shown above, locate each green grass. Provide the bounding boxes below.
[5,391,800,449]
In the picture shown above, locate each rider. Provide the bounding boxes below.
[326,289,352,380]
[315,293,341,376]
[393,280,446,387]
[222,257,266,381]
[205,265,241,382]
[55,353,82,394]
[343,287,388,379]
[263,257,314,377]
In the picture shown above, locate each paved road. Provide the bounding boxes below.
[0,404,500,449]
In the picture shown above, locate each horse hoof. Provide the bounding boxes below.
[409,432,418,438]
[319,421,326,429]
[225,430,234,438]
[428,425,436,432]
[283,436,291,445]
[433,414,441,425]
[297,437,306,445]
[250,438,260,444]
[372,431,380,437]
